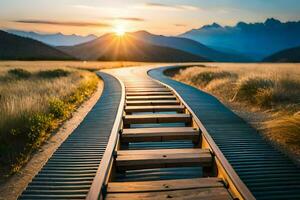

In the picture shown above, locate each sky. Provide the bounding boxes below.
[0,0,300,36]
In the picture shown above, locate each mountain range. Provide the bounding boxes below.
[0,30,73,60]
[6,30,97,46]
[58,33,208,62]
[59,31,252,62]
[1,17,300,62]
[130,31,251,62]
[180,18,300,60]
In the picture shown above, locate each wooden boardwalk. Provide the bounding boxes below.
[85,67,254,200]
[19,65,300,200]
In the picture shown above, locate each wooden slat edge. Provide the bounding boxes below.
[85,71,126,200]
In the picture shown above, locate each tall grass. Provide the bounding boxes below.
[263,112,300,156]
[173,63,300,159]
[0,66,98,175]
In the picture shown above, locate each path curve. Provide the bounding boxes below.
[148,65,300,200]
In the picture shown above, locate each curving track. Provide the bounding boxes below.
[19,65,300,200]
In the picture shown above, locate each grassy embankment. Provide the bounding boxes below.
[172,64,300,160]
[0,65,101,177]
[0,61,149,178]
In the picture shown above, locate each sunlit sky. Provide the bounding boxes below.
[1,0,300,36]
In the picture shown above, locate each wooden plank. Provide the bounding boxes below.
[123,114,191,124]
[125,105,185,113]
[107,177,223,193]
[125,85,165,88]
[121,127,199,142]
[125,82,162,86]
[127,92,173,96]
[116,148,212,170]
[126,85,162,88]
[126,88,170,92]
[126,95,176,101]
[117,148,210,155]
[106,187,233,200]
[126,100,180,106]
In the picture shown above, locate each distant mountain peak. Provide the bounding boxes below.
[265,18,282,26]
[236,21,248,28]
[132,30,153,36]
[180,18,300,60]
[201,23,222,29]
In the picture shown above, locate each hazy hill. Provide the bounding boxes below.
[58,33,209,62]
[0,30,74,60]
[7,30,97,46]
[130,31,252,62]
[180,18,300,60]
[263,46,300,62]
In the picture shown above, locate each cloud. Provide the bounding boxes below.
[174,24,187,27]
[144,3,200,11]
[14,20,111,27]
[117,17,145,21]
[71,5,145,22]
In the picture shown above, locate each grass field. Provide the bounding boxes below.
[172,63,300,160]
[0,61,151,71]
[0,61,148,177]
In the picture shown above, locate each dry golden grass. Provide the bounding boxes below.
[0,61,152,72]
[0,61,159,181]
[263,112,300,156]
[173,63,300,159]
[0,61,155,177]
[1,71,82,122]
[0,63,104,176]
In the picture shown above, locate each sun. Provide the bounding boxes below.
[114,25,126,37]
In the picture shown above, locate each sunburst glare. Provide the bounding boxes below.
[114,25,126,36]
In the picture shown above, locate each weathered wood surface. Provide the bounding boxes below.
[123,114,191,124]
[126,88,170,92]
[125,105,185,113]
[107,177,224,193]
[126,95,176,100]
[121,127,198,142]
[106,187,233,200]
[116,148,212,170]
[126,100,180,106]
[126,91,173,96]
